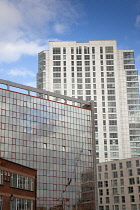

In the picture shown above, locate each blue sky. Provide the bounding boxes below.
[0,0,140,88]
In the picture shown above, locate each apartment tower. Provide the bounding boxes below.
[37,40,140,163]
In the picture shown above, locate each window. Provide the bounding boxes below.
[100,197,102,204]
[121,187,124,194]
[111,163,116,170]
[105,46,113,53]
[100,47,103,53]
[85,84,91,89]
[129,178,135,185]
[112,180,117,186]
[123,52,134,58]
[53,67,61,72]
[77,55,82,60]
[126,161,132,168]
[53,61,61,66]
[128,186,133,193]
[104,181,108,187]
[71,55,74,60]
[53,47,61,54]
[106,197,109,204]
[77,61,82,66]
[85,66,90,71]
[10,198,33,210]
[85,78,91,83]
[77,90,83,96]
[106,60,114,65]
[120,179,124,186]
[98,173,101,180]
[114,196,119,203]
[77,78,82,83]
[63,47,66,54]
[0,196,2,210]
[137,177,140,184]
[77,84,82,89]
[106,54,114,59]
[137,168,140,175]
[84,55,90,60]
[104,173,108,179]
[86,90,91,95]
[84,46,89,54]
[124,65,135,69]
[122,196,125,203]
[77,72,82,77]
[77,67,82,71]
[107,78,115,82]
[109,120,117,125]
[105,165,108,171]
[62,146,66,152]
[0,170,3,185]
[120,171,123,177]
[85,61,90,65]
[11,173,34,191]
[99,189,103,196]
[128,169,133,176]
[130,195,135,202]
[71,47,74,54]
[122,205,126,210]
[0,195,2,210]
[107,66,114,71]
[113,188,118,195]
[131,204,137,210]
[100,55,103,59]
[106,189,109,195]
[53,55,61,60]
[112,171,118,178]
[109,133,118,139]
[53,73,61,77]
[98,181,103,188]
[119,162,123,169]
[92,47,95,54]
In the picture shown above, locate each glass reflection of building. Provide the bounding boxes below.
[0,79,96,210]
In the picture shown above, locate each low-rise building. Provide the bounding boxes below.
[97,157,140,210]
[0,158,37,210]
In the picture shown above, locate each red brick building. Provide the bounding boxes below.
[0,158,37,210]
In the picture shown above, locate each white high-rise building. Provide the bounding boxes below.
[37,40,140,163]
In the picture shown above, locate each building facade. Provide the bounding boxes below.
[97,157,140,210]
[0,79,97,210]
[37,40,140,163]
[0,157,37,210]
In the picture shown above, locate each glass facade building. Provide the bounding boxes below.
[0,79,96,209]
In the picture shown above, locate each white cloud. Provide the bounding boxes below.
[54,24,67,34]
[0,0,80,63]
[135,15,140,28]
[7,68,36,77]
[0,39,48,62]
